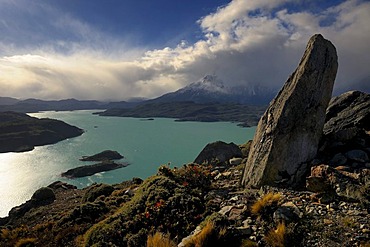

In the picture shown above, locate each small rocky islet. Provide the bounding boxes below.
[0,34,369,247]
[61,150,128,179]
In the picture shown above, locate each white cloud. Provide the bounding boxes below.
[0,0,369,100]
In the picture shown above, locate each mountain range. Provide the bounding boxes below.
[0,75,274,112]
[0,76,272,126]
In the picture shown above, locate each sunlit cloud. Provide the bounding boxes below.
[0,0,369,101]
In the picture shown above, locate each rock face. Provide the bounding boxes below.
[194,141,242,165]
[242,34,338,188]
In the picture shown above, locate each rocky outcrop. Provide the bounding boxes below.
[194,141,242,165]
[306,91,370,204]
[61,160,128,178]
[242,34,338,188]
[80,150,124,161]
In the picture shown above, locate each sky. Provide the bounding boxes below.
[0,0,369,101]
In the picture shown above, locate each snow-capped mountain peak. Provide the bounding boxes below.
[183,75,228,94]
[150,74,276,105]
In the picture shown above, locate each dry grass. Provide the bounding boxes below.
[15,238,37,247]
[240,239,258,247]
[146,232,176,247]
[251,193,282,215]
[341,216,357,228]
[264,223,286,247]
[185,221,228,247]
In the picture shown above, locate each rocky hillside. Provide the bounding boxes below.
[0,112,83,153]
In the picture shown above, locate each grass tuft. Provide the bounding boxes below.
[264,222,286,247]
[251,193,282,215]
[146,232,176,247]
[15,237,37,247]
[240,239,258,247]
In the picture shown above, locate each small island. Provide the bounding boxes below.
[61,160,129,178]
[62,150,128,178]
[80,150,124,161]
[0,111,83,153]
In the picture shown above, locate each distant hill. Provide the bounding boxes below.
[0,98,110,113]
[0,97,19,105]
[0,111,83,153]
[97,101,265,127]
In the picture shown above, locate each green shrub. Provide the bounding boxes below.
[83,174,207,247]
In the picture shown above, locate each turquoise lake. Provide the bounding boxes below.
[0,110,255,217]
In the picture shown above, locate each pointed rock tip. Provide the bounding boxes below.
[308,33,332,46]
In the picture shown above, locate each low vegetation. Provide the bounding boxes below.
[264,223,286,247]
[146,232,176,247]
[251,193,282,216]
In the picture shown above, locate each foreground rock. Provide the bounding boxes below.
[80,150,124,161]
[242,34,338,188]
[61,160,128,178]
[0,111,83,153]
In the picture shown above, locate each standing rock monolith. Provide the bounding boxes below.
[242,34,338,188]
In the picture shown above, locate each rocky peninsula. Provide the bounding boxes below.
[0,111,83,153]
[0,35,369,247]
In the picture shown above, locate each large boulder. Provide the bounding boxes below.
[242,34,338,188]
[194,141,242,165]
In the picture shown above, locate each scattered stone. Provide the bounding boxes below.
[219,205,234,216]
[345,149,369,163]
[273,202,302,223]
[330,153,347,166]
[229,157,243,166]
[242,34,338,188]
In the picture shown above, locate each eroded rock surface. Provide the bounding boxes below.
[242,34,338,188]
